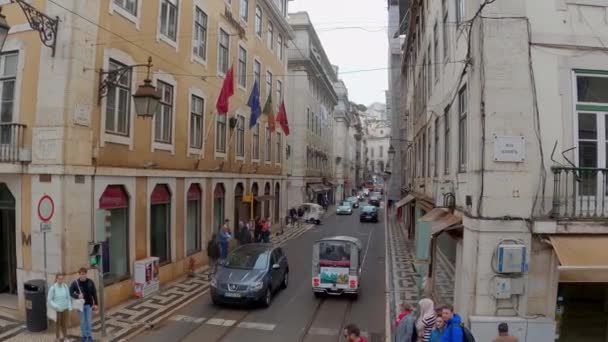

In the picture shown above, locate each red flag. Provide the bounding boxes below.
[215,66,234,114]
[276,100,290,136]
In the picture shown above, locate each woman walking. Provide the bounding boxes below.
[48,273,72,342]
[416,298,436,342]
[219,221,232,260]
[206,233,220,279]
[430,316,445,342]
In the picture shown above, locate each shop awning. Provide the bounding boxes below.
[419,208,462,236]
[395,195,415,209]
[310,184,330,193]
[550,236,608,282]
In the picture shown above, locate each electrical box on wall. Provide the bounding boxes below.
[497,244,527,274]
[494,277,525,299]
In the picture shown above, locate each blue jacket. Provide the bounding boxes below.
[430,328,444,342]
[440,314,463,342]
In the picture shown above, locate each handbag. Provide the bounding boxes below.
[47,305,57,321]
[71,280,85,312]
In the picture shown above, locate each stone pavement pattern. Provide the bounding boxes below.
[1,223,314,342]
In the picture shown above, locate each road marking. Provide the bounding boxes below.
[308,327,340,336]
[237,321,276,331]
[206,318,237,327]
[169,315,206,324]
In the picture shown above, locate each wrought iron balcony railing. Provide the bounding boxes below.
[551,166,608,219]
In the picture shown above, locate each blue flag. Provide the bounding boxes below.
[248,80,262,128]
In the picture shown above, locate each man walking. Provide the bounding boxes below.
[343,324,368,342]
[70,267,98,342]
[440,304,463,342]
[493,322,518,342]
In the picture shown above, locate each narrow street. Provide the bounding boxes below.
[132,207,386,342]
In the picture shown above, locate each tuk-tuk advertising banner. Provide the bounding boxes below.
[320,267,349,285]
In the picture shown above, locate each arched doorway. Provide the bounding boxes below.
[0,184,15,295]
[213,183,225,233]
[186,184,202,255]
[150,184,171,264]
[234,183,245,232]
[99,185,129,283]
[263,183,271,219]
[251,182,260,219]
[274,182,280,223]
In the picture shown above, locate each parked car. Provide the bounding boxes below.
[346,196,359,208]
[210,244,289,307]
[336,201,353,215]
[360,205,379,222]
[369,196,381,207]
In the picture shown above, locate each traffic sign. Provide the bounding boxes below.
[37,195,54,222]
[40,221,52,232]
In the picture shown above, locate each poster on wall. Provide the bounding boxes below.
[133,257,160,298]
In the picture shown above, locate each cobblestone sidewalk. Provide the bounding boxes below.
[386,211,420,338]
[2,222,315,342]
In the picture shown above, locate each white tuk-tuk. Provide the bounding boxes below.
[312,236,362,299]
[300,203,324,225]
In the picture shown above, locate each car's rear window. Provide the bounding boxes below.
[224,250,269,270]
[319,241,351,266]
[362,206,376,212]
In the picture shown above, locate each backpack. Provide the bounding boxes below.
[461,324,476,342]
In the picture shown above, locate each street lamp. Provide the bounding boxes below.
[0,0,60,56]
[98,57,161,118]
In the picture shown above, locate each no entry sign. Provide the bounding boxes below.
[37,194,55,222]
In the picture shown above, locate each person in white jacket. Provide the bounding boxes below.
[47,273,73,342]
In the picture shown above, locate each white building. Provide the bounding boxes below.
[364,104,391,176]
[285,12,338,208]
[399,0,608,340]
[332,71,356,201]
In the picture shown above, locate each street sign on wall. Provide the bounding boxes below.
[37,194,54,222]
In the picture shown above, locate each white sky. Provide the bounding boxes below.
[289,0,388,106]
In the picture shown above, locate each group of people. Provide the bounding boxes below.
[47,268,99,342]
[395,299,518,342]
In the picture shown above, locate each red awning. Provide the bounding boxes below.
[187,184,202,201]
[99,185,128,209]
[151,185,171,204]
[214,184,225,198]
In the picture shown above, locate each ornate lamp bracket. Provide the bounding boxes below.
[98,58,152,105]
[11,0,59,56]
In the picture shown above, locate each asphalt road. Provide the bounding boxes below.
[132,205,386,342]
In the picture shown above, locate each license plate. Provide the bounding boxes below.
[224,292,242,298]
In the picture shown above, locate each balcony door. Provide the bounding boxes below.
[575,112,608,214]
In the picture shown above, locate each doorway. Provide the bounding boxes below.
[0,183,16,296]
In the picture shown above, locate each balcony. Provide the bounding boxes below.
[551,166,608,219]
[0,123,27,163]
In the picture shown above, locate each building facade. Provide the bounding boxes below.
[331,71,356,202]
[364,104,391,176]
[285,12,337,208]
[399,0,608,340]
[0,0,292,316]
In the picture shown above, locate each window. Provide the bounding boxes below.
[458,85,467,172]
[238,46,247,88]
[154,81,173,143]
[577,75,608,103]
[422,132,427,177]
[434,22,439,82]
[99,185,130,284]
[255,6,262,37]
[189,95,204,149]
[218,28,230,75]
[444,105,450,174]
[455,0,464,24]
[254,59,261,86]
[267,22,274,50]
[236,115,245,157]
[434,118,439,177]
[240,0,248,21]
[114,0,137,16]
[427,45,432,97]
[307,108,310,130]
[0,52,16,144]
[276,80,282,103]
[266,70,273,97]
[265,126,271,161]
[160,0,178,41]
[193,8,207,60]
[312,116,316,135]
[427,127,432,177]
[277,34,284,61]
[442,0,449,61]
[216,115,227,153]
[252,123,260,159]
[371,148,374,158]
[276,132,281,163]
[380,146,383,158]
[186,184,201,255]
[150,184,171,264]
[105,59,131,136]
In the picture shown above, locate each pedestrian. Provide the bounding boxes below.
[396,304,417,342]
[439,304,463,342]
[70,268,98,342]
[395,302,413,327]
[240,221,252,245]
[343,324,368,342]
[430,316,446,342]
[493,322,518,342]
[254,217,262,242]
[48,273,72,342]
[219,220,232,260]
[206,233,220,278]
[262,217,272,242]
[416,298,436,342]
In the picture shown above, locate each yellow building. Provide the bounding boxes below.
[0,0,293,316]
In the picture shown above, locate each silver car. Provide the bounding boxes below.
[210,244,289,307]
